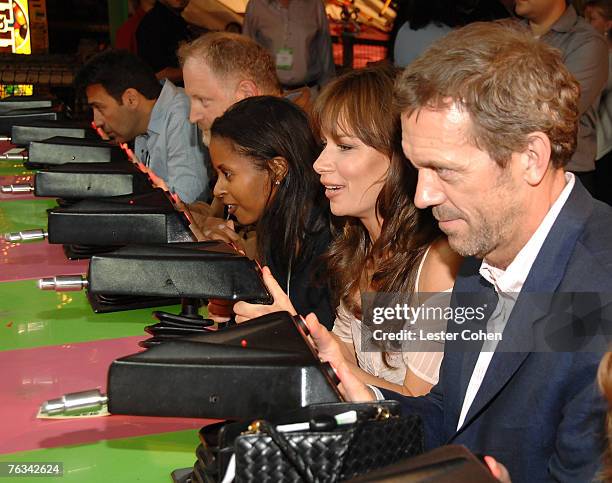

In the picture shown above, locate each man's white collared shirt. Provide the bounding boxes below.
[456,173,575,429]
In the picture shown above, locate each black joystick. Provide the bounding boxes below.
[152,297,210,326]
[143,297,216,346]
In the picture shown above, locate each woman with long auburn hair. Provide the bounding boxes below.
[236,65,462,396]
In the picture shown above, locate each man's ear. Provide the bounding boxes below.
[269,156,288,183]
[520,131,552,186]
[121,88,141,110]
[235,80,259,100]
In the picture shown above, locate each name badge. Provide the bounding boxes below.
[276,48,293,70]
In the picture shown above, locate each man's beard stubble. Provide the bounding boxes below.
[433,198,522,261]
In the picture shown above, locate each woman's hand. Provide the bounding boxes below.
[172,198,212,242]
[303,312,345,368]
[182,201,213,227]
[200,219,246,252]
[174,200,242,248]
[234,266,297,323]
[303,312,376,402]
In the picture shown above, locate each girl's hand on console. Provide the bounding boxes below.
[234,266,297,323]
[200,219,245,252]
[178,200,213,226]
[207,299,235,324]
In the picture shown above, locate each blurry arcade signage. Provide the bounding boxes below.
[0,0,31,54]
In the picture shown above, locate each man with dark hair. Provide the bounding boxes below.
[75,49,208,203]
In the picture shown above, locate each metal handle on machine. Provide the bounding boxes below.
[0,151,27,161]
[40,389,108,416]
[3,228,47,242]
[1,183,34,193]
[38,275,88,291]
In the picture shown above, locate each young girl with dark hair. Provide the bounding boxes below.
[204,95,334,329]
[236,65,463,396]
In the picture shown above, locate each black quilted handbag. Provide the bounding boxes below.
[191,401,424,483]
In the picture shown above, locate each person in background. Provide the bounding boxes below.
[137,0,193,83]
[75,49,208,203]
[114,0,155,54]
[178,32,282,147]
[208,96,334,329]
[243,0,335,94]
[391,0,510,67]
[584,0,612,205]
[234,65,462,397]
[515,0,608,194]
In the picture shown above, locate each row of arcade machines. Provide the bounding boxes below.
[0,96,496,482]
